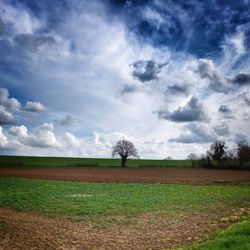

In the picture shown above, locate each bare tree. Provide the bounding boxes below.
[236,141,250,167]
[207,140,227,167]
[112,140,138,167]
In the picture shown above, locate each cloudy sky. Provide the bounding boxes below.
[0,0,250,159]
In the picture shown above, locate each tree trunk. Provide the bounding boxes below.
[121,157,127,167]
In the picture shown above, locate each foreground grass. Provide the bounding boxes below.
[0,177,249,222]
[185,216,250,250]
[0,155,192,167]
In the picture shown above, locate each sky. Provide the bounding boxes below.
[0,0,250,159]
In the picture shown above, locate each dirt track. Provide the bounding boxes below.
[0,207,245,250]
[0,167,250,184]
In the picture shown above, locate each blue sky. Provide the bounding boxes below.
[0,0,250,158]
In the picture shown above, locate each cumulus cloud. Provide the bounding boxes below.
[27,123,59,148]
[157,97,207,122]
[197,59,228,92]
[0,88,20,111]
[169,124,215,144]
[9,123,60,148]
[24,101,45,112]
[232,73,250,86]
[132,60,166,82]
[0,1,249,159]
[63,132,81,147]
[0,105,15,125]
[0,126,8,147]
[9,125,28,138]
[0,126,21,150]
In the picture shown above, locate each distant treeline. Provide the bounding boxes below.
[188,140,250,169]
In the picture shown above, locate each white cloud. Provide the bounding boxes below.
[63,132,81,147]
[169,123,215,144]
[0,105,15,125]
[223,28,246,55]
[0,2,249,159]
[0,126,21,150]
[197,59,229,92]
[8,123,60,149]
[27,123,59,148]
[0,88,20,111]
[0,126,8,147]
[0,0,41,35]
[157,97,207,122]
[24,101,45,112]
[9,125,28,138]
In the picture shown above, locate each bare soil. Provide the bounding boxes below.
[1,207,246,250]
[0,167,250,184]
[0,168,249,249]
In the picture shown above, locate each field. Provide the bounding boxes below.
[0,156,250,249]
[188,216,250,250]
[1,167,250,184]
[0,177,250,249]
[0,155,192,167]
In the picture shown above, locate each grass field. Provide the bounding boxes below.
[0,155,192,168]
[0,177,249,249]
[0,177,249,220]
[187,216,250,250]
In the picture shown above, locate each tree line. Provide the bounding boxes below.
[188,140,250,169]
[112,139,250,168]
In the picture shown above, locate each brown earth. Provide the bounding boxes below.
[0,168,249,249]
[0,207,247,250]
[0,167,250,184]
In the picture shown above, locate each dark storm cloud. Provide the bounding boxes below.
[232,73,250,85]
[169,124,214,143]
[132,60,166,82]
[157,97,207,122]
[218,105,231,113]
[15,34,55,51]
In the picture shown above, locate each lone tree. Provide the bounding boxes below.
[207,140,227,167]
[112,140,138,167]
